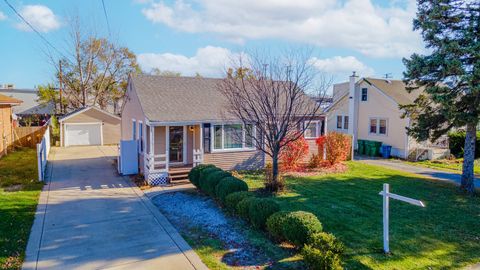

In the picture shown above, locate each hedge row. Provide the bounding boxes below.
[188,165,344,269]
[448,131,480,158]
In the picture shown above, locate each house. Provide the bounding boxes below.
[326,73,449,160]
[59,106,121,147]
[0,93,22,156]
[0,88,55,126]
[121,74,325,184]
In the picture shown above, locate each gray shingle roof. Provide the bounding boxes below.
[131,74,322,123]
[132,75,234,123]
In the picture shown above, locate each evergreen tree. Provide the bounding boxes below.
[402,0,479,194]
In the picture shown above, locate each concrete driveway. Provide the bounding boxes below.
[23,146,206,270]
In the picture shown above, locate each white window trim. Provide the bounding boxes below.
[361,87,368,101]
[132,119,137,140]
[138,120,144,153]
[304,121,320,139]
[369,117,388,136]
[211,123,256,153]
[335,115,348,131]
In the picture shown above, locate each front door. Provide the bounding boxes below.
[169,126,184,163]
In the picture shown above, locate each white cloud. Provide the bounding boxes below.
[310,56,374,78]
[140,0,423,58]
[0,11,7,21]
[138,46,242,77]
[15,5,61,33]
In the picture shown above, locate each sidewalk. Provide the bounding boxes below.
[356,156,480,188]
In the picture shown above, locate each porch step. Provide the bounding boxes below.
[169,166,193,182]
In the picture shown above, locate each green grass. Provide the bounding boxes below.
[406,158,480,176]
[0,148,43,270]
[240,162,480,269]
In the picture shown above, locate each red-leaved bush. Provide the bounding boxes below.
[317,132,351,165]
[279,132,309,171]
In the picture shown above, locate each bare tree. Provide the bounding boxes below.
[44,18,139,114]
[218,49,330,192]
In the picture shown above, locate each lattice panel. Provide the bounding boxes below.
[147,172,169,186]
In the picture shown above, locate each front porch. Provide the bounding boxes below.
[143,124,203,185]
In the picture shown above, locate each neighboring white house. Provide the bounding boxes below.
[326,73,449,160]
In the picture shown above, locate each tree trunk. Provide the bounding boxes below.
[461,123,476,195]
[272,151,279,192]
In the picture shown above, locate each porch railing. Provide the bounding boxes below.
[145,153,167,173]
[193,149,203,167]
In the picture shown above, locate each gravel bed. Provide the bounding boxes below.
[152,191,272,269]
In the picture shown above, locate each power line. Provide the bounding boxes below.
[101,0,111,36]
[3,0,66,58]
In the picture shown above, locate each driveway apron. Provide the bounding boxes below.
[23,146,206,270]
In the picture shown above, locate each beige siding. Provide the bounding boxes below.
[121,81,145,141]
[62,108,121,145]
[0,105,13,156]
[356,81,408,158]
[204,150,264,170]
[327,96,349,135]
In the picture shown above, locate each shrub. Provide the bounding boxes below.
[188,164,215,187]
[266,211,290,241]
[225,191,254,214]
[301,246,343,270]
[283,211,323,247]
[248,198,280,229]
[237,197,256,220]
[448,131,480,158]
[279,132,310,171]
[201,170,231,197]
[323,132,351,165]
[307,232,344,255]
[198,167,222,191]
[215,176,249,203]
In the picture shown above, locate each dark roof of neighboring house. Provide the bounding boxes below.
[131,74,321,123]
[0,93,22,105]
[0,89,54,115]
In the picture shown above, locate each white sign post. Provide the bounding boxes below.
[379,183,425,254]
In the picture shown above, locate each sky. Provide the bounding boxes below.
[0,0,426,90]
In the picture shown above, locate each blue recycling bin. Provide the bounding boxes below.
[381,145,392,158]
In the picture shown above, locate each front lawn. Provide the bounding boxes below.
[240,162,480,269]
[0,148,43,270]
[407,158,480,176]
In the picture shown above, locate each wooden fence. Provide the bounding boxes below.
[13,126,47,148]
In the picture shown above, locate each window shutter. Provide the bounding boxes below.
[203,123,211,153]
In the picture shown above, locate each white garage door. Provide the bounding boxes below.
[65,123,102,146]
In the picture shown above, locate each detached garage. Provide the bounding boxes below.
[59,106,121,147]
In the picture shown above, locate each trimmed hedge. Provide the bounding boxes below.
[266,211,290,241]
[283,211,323,247]
[216,176,249,204]
[225,191,254,214]
[201,170,232,197]
[198,167,222,191]
[302,232,344,270]
[237,197,256,220]
[188,164,216,187]
[448,131,480,158]
[302,246,343,270]
[248,198,280,229]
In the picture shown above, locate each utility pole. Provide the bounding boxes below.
[58,60,63,114]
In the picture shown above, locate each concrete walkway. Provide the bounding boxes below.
[357,157,480,188]
[23,146,207,270]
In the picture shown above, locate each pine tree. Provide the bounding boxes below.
[402,0,479,194]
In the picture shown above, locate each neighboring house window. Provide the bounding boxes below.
[336,116,349,130]
[369,118,387,135]
[361,88,368,101]
[304,121,320,138]
[212,124,255,150]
